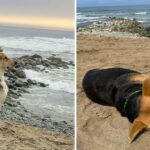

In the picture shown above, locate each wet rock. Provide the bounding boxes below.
[27,79,37,85]
[68,61,74,66]
[15,80,28,87]
[26,64,33,69]
[19,55,31,60]
[15,70,26,78]
[50,57,62,62]
[38,82,47,87]
[32,54,42,59]
[63,65,69,69]
[6,82,14,89]
[6,101,18,107]
[8,93,19,99]
[42,60,51,67]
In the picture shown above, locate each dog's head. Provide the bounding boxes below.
[129,76,150,142]
[0,50,14,69]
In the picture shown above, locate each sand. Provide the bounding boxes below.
[0,120,73,150]
[77,34,150,150]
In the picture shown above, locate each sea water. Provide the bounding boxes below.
[77,5,150,27]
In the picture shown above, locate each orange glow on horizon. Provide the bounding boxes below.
[0,15,74,30]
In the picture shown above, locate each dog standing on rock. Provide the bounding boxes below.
[83,67,150,142]
[0,49,14,109]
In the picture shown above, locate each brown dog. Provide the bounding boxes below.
[0,49,14,109]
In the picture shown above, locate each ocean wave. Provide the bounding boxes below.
[43,104,73,114]
[139,20,148,23]
[0,36,74,54]
[78,15,105,20]
[77,20,90,25]
[24,68,74,94]
[135,12,147,15]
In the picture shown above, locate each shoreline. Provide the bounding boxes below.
[0,54,74,136]
[77,17,150,39]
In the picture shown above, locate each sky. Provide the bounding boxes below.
[0,0,74,31]
[78,0,150,7]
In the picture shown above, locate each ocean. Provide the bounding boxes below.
[77,5,150,27]
[0,25,74,122]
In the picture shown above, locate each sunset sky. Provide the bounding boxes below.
[0,0,74,31]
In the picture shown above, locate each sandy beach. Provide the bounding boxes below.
[0,120,73,150]
[77,34,150,149]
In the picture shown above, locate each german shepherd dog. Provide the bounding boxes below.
[82,67,150,142]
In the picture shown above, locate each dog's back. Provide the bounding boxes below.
[82,68,139,106]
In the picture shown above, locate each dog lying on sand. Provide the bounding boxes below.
[83,67,150,142]
[0,50,14,109]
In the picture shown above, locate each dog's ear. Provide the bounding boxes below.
[128,120,147,142]
[142,77,150,96]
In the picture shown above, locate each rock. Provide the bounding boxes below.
[6,101,18,107]
[38,82,47,87]
[15,80,28,87]
[78,17,149,37]
[27,79,37,85]
[26,64,33,69]
[32,54,42,59]
[68,61,74,66]
[19,55,31,60]
[5,71,14,78]
[42,60,51,67]
[8,93,19,99]
[63,65,69,69]
[15,70,26,78]
[49,57,62,63]
[6,81,14,89]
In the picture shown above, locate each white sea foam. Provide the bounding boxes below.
[0,36,74,54]
[24,68,74,94]
[77,14,104,20]
[135,12,147,15]
[78,16,100,20]
[43,104,73,114]
[139,20,147,23]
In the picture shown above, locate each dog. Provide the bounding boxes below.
[82,67,150,142]
[0,50,14,109]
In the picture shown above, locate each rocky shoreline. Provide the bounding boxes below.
[77,17,150,38]
[0,54,74,136]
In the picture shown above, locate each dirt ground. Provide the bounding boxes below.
[77,34,150,150]
[0,120,73,150]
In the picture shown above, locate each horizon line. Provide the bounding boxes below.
[77,3,150,8]
[0,23,74,32]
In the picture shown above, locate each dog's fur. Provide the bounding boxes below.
[0,51,14,109]
[82,67,150,142]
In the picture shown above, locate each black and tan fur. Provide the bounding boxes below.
[82,67,150,142]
